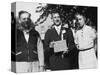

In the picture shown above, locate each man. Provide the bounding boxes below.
[75,12,97,69]
[11,11,44,73]
[44,11,77,70]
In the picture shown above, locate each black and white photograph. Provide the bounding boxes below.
[11,2,98,73]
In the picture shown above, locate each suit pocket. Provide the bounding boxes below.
[16,51,22,56]
[33,50,37,54]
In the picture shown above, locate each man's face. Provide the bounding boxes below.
[52,13,62,26]
[75,14,85,28]
[20,13,31,30]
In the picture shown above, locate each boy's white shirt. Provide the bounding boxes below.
[54,25,61,35]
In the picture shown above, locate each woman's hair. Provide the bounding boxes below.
[75,12,87,24]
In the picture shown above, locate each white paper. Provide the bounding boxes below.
[54,40,68,53]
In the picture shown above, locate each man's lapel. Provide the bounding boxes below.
[18,30,28,45]
[52,28,61,40]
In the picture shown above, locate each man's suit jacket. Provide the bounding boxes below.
[11,28,40,62]
[44,26,78,70]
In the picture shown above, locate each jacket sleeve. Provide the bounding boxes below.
[44,30,51,52]
[67,29,77,54]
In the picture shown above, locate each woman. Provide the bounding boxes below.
[75,12,97,69]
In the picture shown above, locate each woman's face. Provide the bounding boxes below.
[75,14,85,28]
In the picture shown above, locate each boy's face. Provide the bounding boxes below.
[52,13,62,26]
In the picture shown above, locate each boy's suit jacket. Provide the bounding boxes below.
[44,26,78,70]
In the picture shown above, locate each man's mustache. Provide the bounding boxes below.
[56,20,60,22]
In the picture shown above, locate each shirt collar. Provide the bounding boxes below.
[23,30,30,34]
[81,24,86,31]
[54,25,61,30]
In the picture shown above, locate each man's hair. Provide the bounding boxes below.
[51,10,60,19]
[18,10,31,18]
